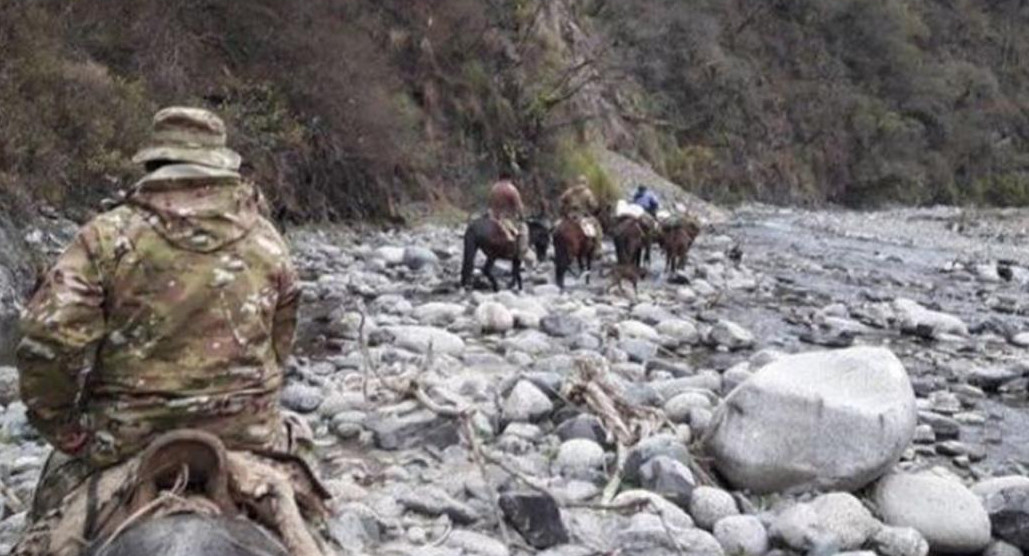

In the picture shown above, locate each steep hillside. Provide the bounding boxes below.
[3,0,1029,221]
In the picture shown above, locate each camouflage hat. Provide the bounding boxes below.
[132,107,242,170]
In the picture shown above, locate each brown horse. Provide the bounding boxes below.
[659,219,701,274]
[461,215,523,291]
[612,216,647,269]
[553,218,599,289]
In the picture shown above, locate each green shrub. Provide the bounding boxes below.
[550,138,618,205]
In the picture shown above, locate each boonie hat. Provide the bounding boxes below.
[132,107,242,171]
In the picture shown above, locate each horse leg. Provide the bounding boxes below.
[554,238,568,290]
[461,235,478,288]
[509,256,523,291]
[483,257,499,292]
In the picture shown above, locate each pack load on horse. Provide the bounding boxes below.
[614,199,660,268]
[462,180,527,291]
[13,107,335,555]
[554,176,602,289]
[658,212,702,275]
[632,184,660,217]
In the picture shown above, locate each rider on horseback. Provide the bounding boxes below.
[558,175,602,254]
[487,179,528,253]
[13,108,329,555]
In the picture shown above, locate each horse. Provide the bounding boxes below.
[553,217,599,289]
[45,429,325,556]
[612,216,647,270]
[526,217,551,262]
[88,514,288,556]
[638,214,660,267]
[461,215,523,291]
[659,218,701,274]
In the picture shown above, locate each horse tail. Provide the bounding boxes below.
[461,224,477,287]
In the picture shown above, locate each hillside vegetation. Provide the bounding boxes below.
[3,0,1029,222]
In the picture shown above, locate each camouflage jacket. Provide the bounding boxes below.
[17,164,299,468]
[559,184,597,217]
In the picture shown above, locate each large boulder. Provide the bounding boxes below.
[704,346,916,493]
[875,472,992,554]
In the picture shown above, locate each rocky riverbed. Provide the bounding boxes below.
[2,204,1029,554]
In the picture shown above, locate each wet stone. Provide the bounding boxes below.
[499,491,570,549]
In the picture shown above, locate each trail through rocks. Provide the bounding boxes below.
[2,204,1029,554]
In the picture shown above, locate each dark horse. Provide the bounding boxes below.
[89,514,288,556]
[81,430,306,556]
[526,217,551,262]
[461,215,523,291]
[553,218,599,289]
[612,216,647,270]
[659,219,701,274]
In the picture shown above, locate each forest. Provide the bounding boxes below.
[3,0,1029,222]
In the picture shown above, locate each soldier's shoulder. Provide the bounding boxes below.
[247,216,293,257]
[83,205,146,239]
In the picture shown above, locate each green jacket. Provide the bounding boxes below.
[17,164,299,467]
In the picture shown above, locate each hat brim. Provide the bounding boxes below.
[132,145,241,171]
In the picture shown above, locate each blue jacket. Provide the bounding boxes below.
[633,189,659,214]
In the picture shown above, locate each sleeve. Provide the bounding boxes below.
[271,255,300,366]
[17,225,107,451]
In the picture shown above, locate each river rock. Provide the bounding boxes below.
[402,246,439,270]
[689,487,739,531]
[503,380,554,422]
[872,526,929,556]
[447,529,511,556]
[398,485,479,524]
[874,472,991,554]
[280,383,324,413]
[663,392,713,423]
[656,319,700,346]
[631,303,675,324]
[984,541,1025,556]
[499,491,569,549]
[973,476,1029,500]
[555,414,608,445]
[705,346,916,493]
[624,433,691,485]
[476,302,514,334]
[615,320,661,342]
[0,367,18,406]
[809,492,881,550]
[412,302,466,325]
[893,298,968,337]
[982,485,1029,550]
[713,515,769,556]
[639,456,696,508]
[708,320,755,350]
[554,439,605,480]
[373,246,405,265]
[386,325,465,355]
[541,314,584,337]
[614,513,724,556]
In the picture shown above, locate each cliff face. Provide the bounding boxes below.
[3,0,1029,222]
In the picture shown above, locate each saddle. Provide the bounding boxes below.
[15,430,332,556]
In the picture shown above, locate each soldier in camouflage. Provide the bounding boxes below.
[16,107,299,519]
[558,175,603,254]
